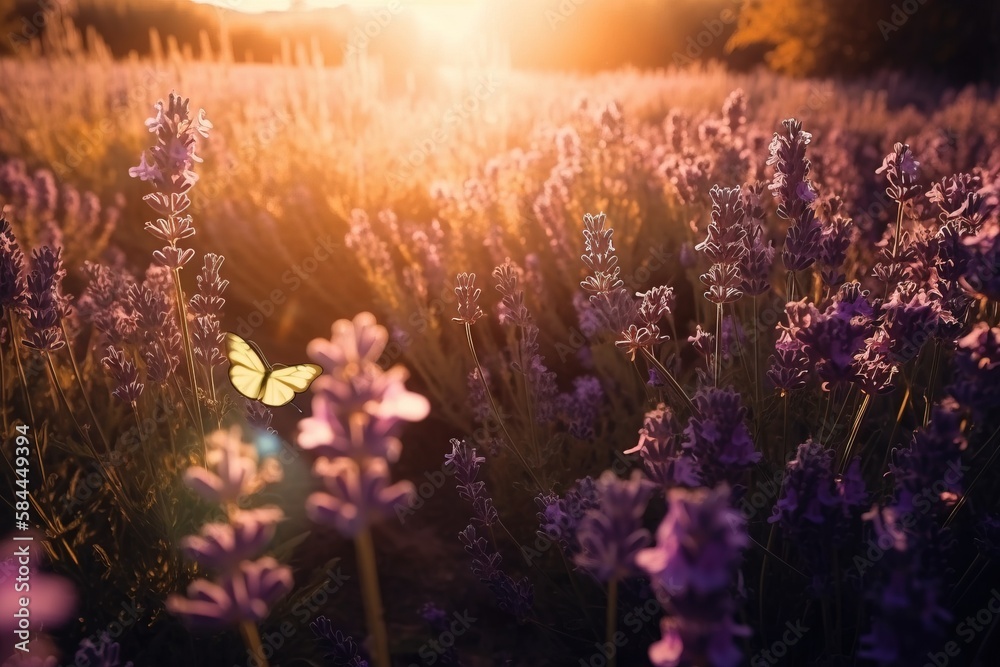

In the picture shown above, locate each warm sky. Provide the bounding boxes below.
[192,0,480,11]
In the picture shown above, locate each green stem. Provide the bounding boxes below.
[640,348,696,415]
[714,303,722,387]
[239,621,269,667]
[171,265,206,453]
[752,295,760,429]
[0,334,7,435]
[45,352,138,521]
[356,525,391,667]
[60,319,110,452]
[944,424,1000,528]
[840,392,872,473]
[465,323,542,490]
[7,312,36,434]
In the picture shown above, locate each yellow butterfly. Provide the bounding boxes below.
[225,332,322,407]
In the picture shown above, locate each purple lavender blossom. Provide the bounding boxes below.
[445,439,497,527]
[535,477,600,558]
[722,89,747,135]
[183,428,277,505]
[458,525,533,621]
[78,262,136,346]
[307,458,414,538]
[876,142,921,202]
[130,92,212,197]
[698,185,747,305]
[817,204,855,287]
[948,321,1000,417]
[21,247,69,351]
[0,216,27,317]
[927,173,994,228]
[166,557,293,629]
[555,375,603,440]
[310,616,368,666]
[769,440,867,592]
[180,508,284,572]
[637,486,749,667]
[581,212,638,334]
[739,212,774,297]
[299,312,430,462]
[795,283,875,391]
[962,221,1000,300]
[853,328,899,395]
[418,603,460,666]
[683,387,760,487]
[878,282,939,363]
[767,119,813,222]
[625,403,700,487]
[101,346,144,403]
[574,470,654,582]
[859,399,964,665]
[453,272,485,325]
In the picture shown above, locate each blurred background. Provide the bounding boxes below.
[1,0,998,81]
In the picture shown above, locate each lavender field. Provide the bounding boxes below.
[2,1,1000,666]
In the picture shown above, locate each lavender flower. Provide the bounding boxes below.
[581,212,637,334]
[859,400,964,665]
[299,312,430,461]
[307,457,414,538]
[637,486,749,667]
[625,403,700,487]
[927,173,994,228]
[445,439,497,527]
[795,283,875,391]
[782,207,823,273]
[817,204,855,287]
[962,221,1000,300]
[453,272,485,325]
[535,477,600,558]
[853,329,899,395]
[310,616,368,666]
[876,142,921,202]
[698,185,747,304]
[166,557,293,629]
[879,282,939,363]
[767,119,813,221]
[21,247,68,351]
[130,92,212,197]
[183,428,279,505]
[458,525,533,621]
[78,261,136,345]
[722,88,747,135]
[769,440,867,592]
[101,346,144,403]
[574,470,654,582]
[739,188,775,297]
[179,508,284,572]
[0,216,27,317]
[684,387,760,487]
[555,375,603,440]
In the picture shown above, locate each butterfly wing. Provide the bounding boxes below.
[225,332,269,400]
[260,363,323,407]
